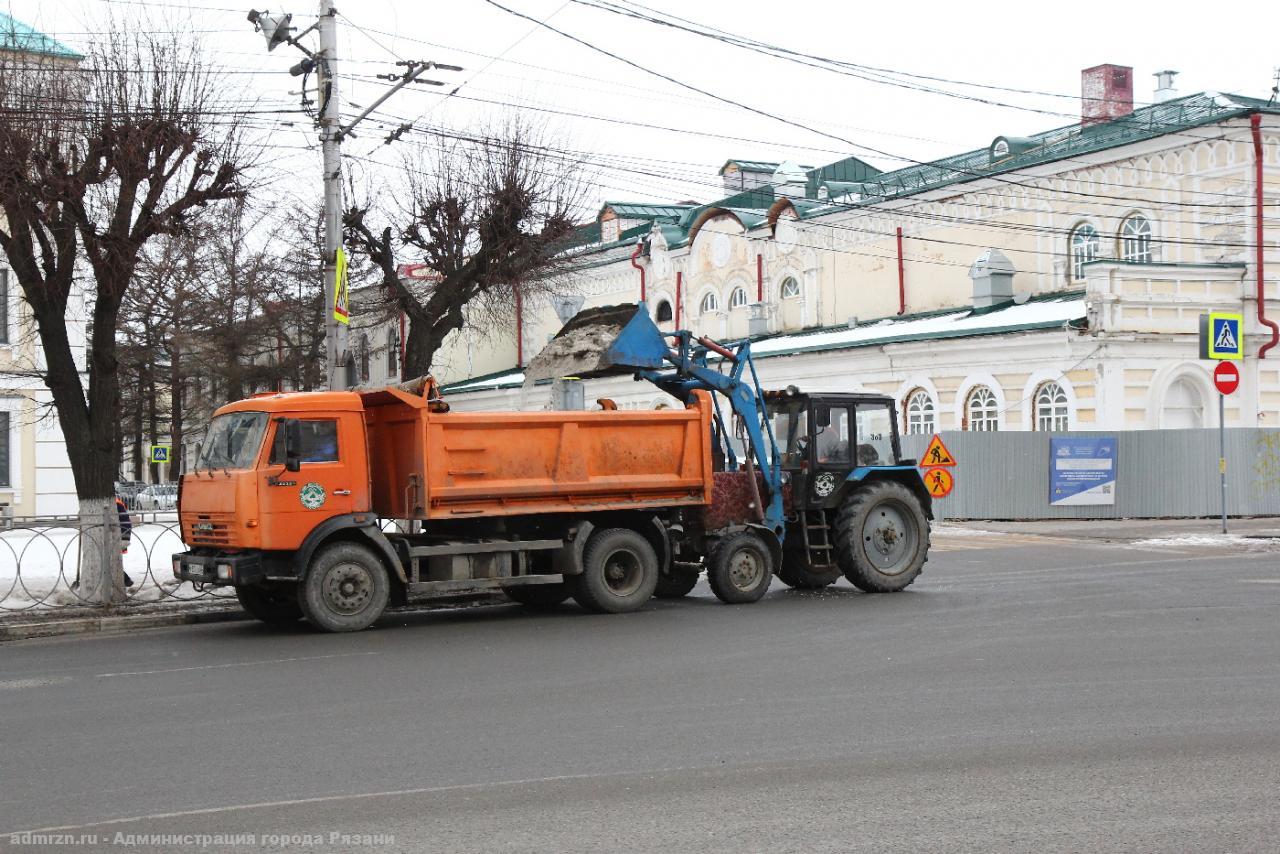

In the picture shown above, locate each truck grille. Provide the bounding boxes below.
[189,516,232,546]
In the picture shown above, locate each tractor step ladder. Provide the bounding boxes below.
[800,509,835,568]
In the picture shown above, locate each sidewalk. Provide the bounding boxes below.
[945,516,1280,542]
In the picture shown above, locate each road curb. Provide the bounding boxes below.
[0,591,513,642]
[0,606,250,642]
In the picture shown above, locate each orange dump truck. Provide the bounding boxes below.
[174,380,721,631]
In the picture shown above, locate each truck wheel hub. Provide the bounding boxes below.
[862,504,914,573]
[728,550,763,589]
[323,564,372,614]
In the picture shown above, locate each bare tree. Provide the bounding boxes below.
[0,28,248,603]
[343,122,588,379]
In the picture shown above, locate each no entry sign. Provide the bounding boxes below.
[1213,361,1239,395]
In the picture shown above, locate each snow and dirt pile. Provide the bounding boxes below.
[1130,534,1280,552]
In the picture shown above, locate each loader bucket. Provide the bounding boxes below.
[524,303,670,382]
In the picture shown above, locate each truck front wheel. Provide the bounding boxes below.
[298,542,391,632]
[706,531,773,604]
[236,584,303,628]
[834,482,929,592]
[569,528,658,614]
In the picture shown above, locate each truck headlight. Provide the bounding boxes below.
[172,558,182,578]
[216,563,233,581]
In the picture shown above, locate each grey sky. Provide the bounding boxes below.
[7,0,1277,212]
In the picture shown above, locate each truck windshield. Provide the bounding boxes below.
[196,412,268,471]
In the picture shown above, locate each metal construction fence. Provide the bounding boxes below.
[0,511,233,612]
[901,428,1280,520]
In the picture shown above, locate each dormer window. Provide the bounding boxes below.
[601,217,619,243]
[992,139,1010,158]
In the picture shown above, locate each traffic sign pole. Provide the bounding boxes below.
[1219,392,1227,535]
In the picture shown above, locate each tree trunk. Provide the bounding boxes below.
[169,348,184,481]
[147,362,159,483]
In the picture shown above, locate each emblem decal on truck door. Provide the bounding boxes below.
[299,482,327,510]
[813,472,838,498]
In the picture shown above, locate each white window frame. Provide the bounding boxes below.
[904,389,935,436]
[780,276,801,299]
[1070,223,1100,281]
[729,286,748,309]
[965,386,1000,431]
[699,291,719,314]
[1120,214,1152,262]
[1034,381,1070,431]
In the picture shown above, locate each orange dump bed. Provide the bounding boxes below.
[361,388,715,520]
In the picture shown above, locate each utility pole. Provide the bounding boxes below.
[248,6,458,389]
[316,0,346,390]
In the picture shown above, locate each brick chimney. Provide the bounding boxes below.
[1081,64,1133,126]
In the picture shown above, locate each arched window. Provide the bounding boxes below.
[699,291,719,314]
[780,277,801,299]
[1120,214,1152,262]
[1070,224,1099,281]
[359,334,370,383]
[904,389,935,435]
[386,328,399,378]
[729,286,748,309]
[1034,381,1069,431]
[655,300,673,322]
[1161,377,1206,428]
[965,386,1000,431]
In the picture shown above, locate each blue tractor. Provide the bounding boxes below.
[526,304,933,603]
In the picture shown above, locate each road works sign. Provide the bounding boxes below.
[150,444,171,464]
[921,434,956,468]
[1199,312,1244,360]
[922,467,954,498]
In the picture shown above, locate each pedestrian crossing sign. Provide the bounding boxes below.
[1200,312,1244,361]
[150,444,171,464]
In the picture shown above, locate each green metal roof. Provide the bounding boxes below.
[797,92,1278,217]
[0,13,82,60]
[601,201,695,222]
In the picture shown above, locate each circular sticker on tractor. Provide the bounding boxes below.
[813,472,839,498]
[299,482,327,510]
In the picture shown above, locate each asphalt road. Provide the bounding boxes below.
[2,530,1279,853]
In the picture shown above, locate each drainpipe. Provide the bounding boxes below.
[896,226,907,315]
[676,271,683,328]
[514,283,524,367]
[756,253,764,302]
[1252,114,1278,359]
[630,241,646,302]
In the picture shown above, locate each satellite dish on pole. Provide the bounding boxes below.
[247,9,294,51]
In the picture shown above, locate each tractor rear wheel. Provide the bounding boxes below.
[834,482,929,592]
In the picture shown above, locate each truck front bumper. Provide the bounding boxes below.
[172,551,265,587]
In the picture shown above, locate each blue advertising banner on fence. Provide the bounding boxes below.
[1049,436,1117,506]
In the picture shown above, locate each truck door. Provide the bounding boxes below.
[257,414,364,551]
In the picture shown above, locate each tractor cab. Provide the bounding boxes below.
[764,387,908,511]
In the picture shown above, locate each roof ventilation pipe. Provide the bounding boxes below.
[1153,70,1179,102]
[969,249,1016,309]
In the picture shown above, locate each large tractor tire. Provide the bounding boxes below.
[236,583,304,628]
[834,481,929,593]
[568,528,658,614]
[297,542,391,632]
[775,552,841,590]
[653,562,701,599]
[706,531,773,604]
[503,581,571,609]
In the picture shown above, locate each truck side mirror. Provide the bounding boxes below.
[284,418,302,472]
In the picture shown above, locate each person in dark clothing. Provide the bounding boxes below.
[116,496,134,588]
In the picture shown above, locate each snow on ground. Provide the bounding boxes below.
[0,515,234,611]
[1130,535,1280,551]
[933,524,1010,538]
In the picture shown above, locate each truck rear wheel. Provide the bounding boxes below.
[236,584,303,627]
[569,528,658,614]
[775,553,841,590]
[706,531,773,604]
[834,481,929,593]
[298,542,391,632]
[653,562,700,599]
[503,581,570,609]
